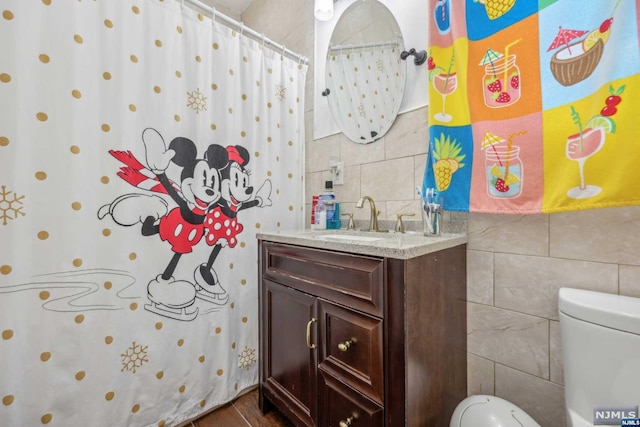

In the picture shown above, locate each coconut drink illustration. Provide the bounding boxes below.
[548,1,619,87]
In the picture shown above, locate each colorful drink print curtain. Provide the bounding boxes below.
[325,43,405,143]
[0,1,306,426]
[423,0,640,213]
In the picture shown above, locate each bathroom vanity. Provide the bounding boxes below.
[258,230,467,427]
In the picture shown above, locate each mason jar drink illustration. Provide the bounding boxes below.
[485,145,523,198]
[433,0,450,34]
[483,54,520,108]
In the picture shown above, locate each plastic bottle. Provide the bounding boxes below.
[320,181,338,229]
[313,199,327,230]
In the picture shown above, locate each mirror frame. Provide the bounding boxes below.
[314,0,429,142]
[324,0,405,144]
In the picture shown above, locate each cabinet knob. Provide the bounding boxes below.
[339,415,355,427]
[337,339,354,352]
[306,318,317,349]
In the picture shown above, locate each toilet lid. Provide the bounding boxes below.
[451,395,541,427]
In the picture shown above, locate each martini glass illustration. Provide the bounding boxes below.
[432,72,457,122]
[566,126,605,199]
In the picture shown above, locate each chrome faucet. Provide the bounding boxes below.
[356,196,380,232]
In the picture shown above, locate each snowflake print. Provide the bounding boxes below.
[121,341,149,374]
[275,84,286,101]
[238,346,256,370]
[377,58,385,72]
[186,88,207,113]
[0,185,25,226]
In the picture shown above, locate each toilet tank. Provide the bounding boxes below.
[558,288,640,427]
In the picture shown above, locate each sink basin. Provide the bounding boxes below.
[314,233,386,242]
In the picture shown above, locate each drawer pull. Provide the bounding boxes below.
[339,415,356,427]
[337,339,354,352]
[306,318,317,349]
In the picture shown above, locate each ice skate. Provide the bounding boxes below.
[98,193,168,226]
[194,264,229,305]
[144,275,198,321]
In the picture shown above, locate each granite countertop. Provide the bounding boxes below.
[256,229,468,260]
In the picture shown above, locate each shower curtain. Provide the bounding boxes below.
[423,0,640,213]
[0,1,306,426]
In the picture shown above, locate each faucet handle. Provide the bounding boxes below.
[395,213,415,233]
[341,212,356,230]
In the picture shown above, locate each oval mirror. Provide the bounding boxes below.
[325,0,406,144]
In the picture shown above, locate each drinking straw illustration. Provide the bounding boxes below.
[443,49,456,92]
[504,131,527,181]
[570,106,584,152]
[502,39,521,88]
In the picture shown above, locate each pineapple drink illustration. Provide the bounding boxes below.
[432,133,466,191]
[473,0,516,20]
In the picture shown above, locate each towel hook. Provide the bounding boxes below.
[400,48,427,66]
[239,22,245,38]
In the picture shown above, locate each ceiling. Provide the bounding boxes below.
[206,0,253,14]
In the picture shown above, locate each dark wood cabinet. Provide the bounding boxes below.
[258,239,467,427]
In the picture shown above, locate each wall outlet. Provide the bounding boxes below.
[332,161,344,185]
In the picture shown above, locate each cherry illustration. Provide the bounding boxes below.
[599,17,613,33]
[600,105,617,117]
[605,95,621,107]
[600,85,625,117]
[427,56,435,70]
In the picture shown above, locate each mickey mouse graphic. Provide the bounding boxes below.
[195,145,272,303]
[98,128,229,321]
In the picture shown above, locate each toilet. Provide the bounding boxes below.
[451,288,640,427]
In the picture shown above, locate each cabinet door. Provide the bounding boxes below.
[261,279,318,427]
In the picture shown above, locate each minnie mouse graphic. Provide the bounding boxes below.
[195,145,272,303]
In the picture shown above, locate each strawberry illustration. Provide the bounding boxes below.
[510,74,519,89]
[487,79,502,93]
[494,178,509,192]
[495,92,511,103]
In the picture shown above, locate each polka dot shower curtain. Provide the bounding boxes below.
[0,1,306,426]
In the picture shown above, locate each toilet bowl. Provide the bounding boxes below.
[449,395,540,427]
[451,288,640,427]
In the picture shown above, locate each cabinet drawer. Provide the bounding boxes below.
[318,300,384,404]
[261,242,384,317]
[319,372,383,427]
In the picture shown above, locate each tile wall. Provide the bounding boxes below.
[232,1,640,426]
